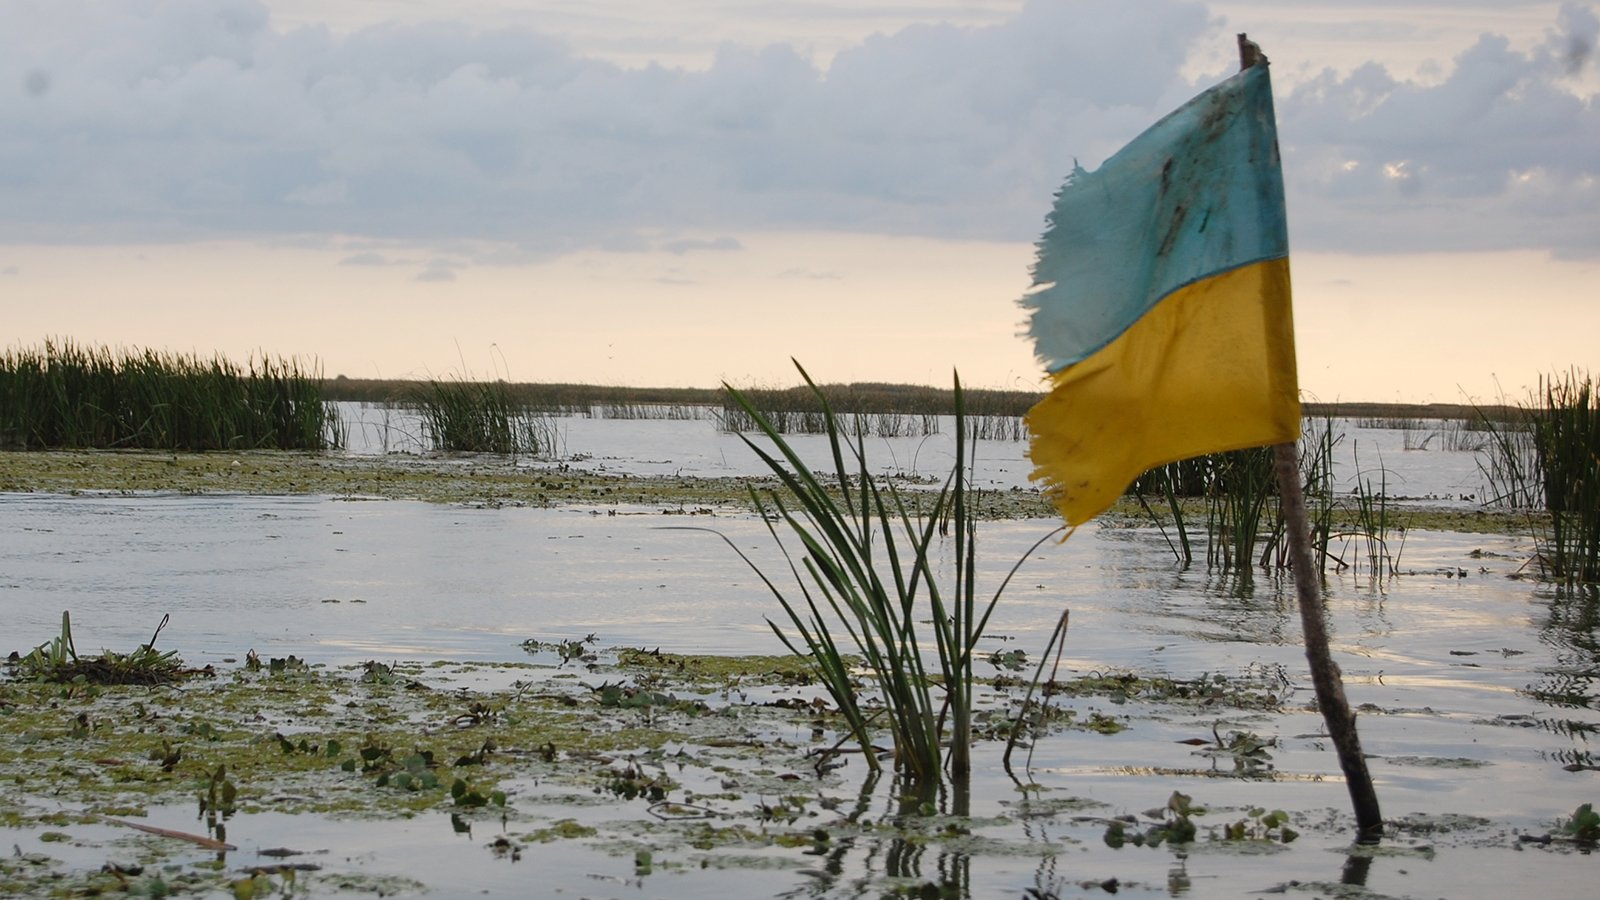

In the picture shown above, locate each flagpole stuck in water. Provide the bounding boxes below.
[1018,26,1383,837]
[1242,33,1384,837]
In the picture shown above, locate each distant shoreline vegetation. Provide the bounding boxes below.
[0,340,1533,453]
[319,374,1521,427]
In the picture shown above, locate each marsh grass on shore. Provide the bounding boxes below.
[0,341,338,452]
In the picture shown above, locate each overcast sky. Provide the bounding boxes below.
[3,0,1596,403]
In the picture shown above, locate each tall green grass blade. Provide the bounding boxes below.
[678,362,1048,790]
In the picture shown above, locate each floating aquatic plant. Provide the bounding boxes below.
[1558,802,1599,844]
[9,611,192,686]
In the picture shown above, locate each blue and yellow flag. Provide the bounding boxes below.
[1020,62,1300,526]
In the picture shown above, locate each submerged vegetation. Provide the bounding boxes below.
[0,341,339,452]
[0,615,1332,898]
[1,604,1588,895]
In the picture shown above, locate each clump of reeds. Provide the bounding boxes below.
[1534,371,1599,583]
[0,340,339,452]
[1296,413,1340,572]
[1437,418,1487,452]
[1342,443,1402,576]
[1394,417,1486,453]
[1475,408,1541,509]
[1474,371,1599,583]
[1133,447,1281,572]
[1203,447,1278,572]
[409,378,553,454]
[1132,413,1364,575]
[686,363,1056,789]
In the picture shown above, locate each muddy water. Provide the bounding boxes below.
[3,417,1597,897]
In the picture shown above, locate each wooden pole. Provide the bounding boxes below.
[1273,443,1384,835]
[1241,32,1384,836]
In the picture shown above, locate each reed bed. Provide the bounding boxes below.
[1203,447,1279,572]
[1395,418,1488,453]
[324,378,1508,431]
[408,378,553,455]
[1354,414,1424,430]
[1297,413,1341,573]
[1343,443,1401,576]
[717,383,1035,441]
[591,403,713,421]
[0,341,338,451]
[1436,418,1489,452]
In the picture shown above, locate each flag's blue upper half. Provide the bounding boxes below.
[1020,64,1288,374]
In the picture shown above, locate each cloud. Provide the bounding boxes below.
[285,179,348,207]
[779,267,842,281]
[22,69,50,97]
[0,0,1594,258]
[660,236,742,255]
[1553,1,1600,75]
[337,251,394,266]
[415,259,459,281]
[1281,5,1600,256]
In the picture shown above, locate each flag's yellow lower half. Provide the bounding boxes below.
[1025,258,1301,526]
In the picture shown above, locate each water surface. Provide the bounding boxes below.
[3,415,1594,897]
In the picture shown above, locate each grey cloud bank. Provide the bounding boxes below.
[4,0,1596,258]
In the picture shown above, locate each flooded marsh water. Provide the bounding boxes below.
[1,414,1596,897]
